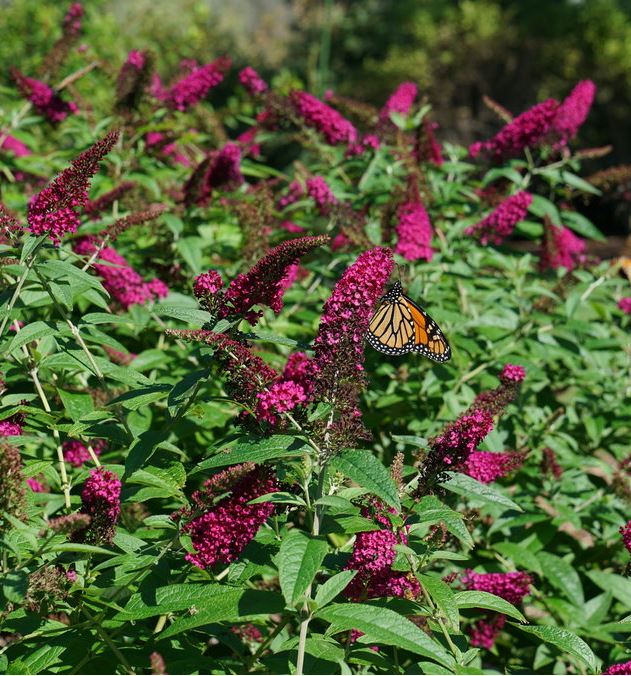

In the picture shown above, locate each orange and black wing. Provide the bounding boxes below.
[367,287,451,362]
[366,297,416,356]
[400,293,451,362]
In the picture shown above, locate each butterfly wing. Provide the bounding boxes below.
[367,297,416,356]
[401,294,451,362]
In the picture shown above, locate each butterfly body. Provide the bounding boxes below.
[366,281,451,362]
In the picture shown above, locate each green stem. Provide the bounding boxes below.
[0,245,40,338]
[296,462,327,675]
[80,606,135,675]
[246,616,290,672]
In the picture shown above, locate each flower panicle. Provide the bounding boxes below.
[223,235,330,324]
[184,142,243,205]
[166,329,278,409]
[72,467,121,545]
[83,181,136,218]
[394,199,434,262]
[290,90,358,146]
[379,82,418,122]
[182,465,278,569]
[539,217,587,271]
[465,191,532,245]
[101,204,167,241]
[115,50,155,112]
[28,130,120,244]
[465,450,525,484]
[239,66,268,96]
[0,443,27,525]
[469,98,559,162]
[11,68,77,124]
[552,80,596,144]
[161,56,231,111]
[73,237,168,309]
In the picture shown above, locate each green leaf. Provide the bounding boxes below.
[2,571,28,603]
[109,384,171,410]
[453,590,526,623]
[420,574,459,631]
[413,496,474,549]
[330,449,400,510]
[587,570,631,608]
[7,645,65,675]
[176,236,204,273]
[314,571,357,609]
[278,530,329,606]
[4,321,56,355]
[493,542,543,575]
[49,543,113,555]
[560,210,606,242]
[515,624,597,671]
[442,472,522,512]
[529,195,561,225]
[193,435,311,473]
[537,552,584,606]
[561,170,602,196]
[57,389,95,422]
[154,304,213,325]
[159,589,284,638]
[316,603,454,668]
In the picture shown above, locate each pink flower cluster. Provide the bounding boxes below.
[27,478,46,492]
[74,238,169,309]
[193,270,224,298]
[63,3,84,37]
[464,450,524,484]
[0,133,31,158]
[552,80,596,144]
[239,66,268,96]
[500,364,526,383]
[256,380,307,425]
[617,297,631,315]
[145,132,190,167]
[126,50,145,70]
[620,521,631,554]
[429,409,494,470]
[344,508,420,601]
[28,131,119,244]
[539,223,586,271]
[160,56,231,111]
[466,191,532,245]
[469,615,506,650]
[290,91,358,145]
[0,419,23,436]
[417,118,444,165]
[462,570,532,605]
[182,466,278,569]
[277,181,304,209]
[306,176,337,214]
[313,247,394,393]
[77,467,121,544]
[394,200,434,262]
[11,70,77,124]
[379,82,418,122]
[62,439,106,467]
[604,662,631,675]
[469,99,559,162]
[282,352,314,398]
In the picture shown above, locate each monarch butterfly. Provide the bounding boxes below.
[366,280,451,362]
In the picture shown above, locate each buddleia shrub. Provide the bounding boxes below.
[1,5,630,675]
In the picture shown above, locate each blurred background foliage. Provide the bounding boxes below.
[2,0,631,163]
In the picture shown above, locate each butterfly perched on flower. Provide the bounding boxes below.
[366,281,451,362]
